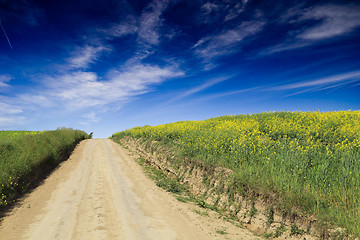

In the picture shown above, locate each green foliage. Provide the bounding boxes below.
[136,157,186,194]
[274,224,287,238]
[112,111,360,237]
[290,224,305,236]
[216,229,228,235]
[331,230,350,240]
[249,203,258,218]
[156,177,183,194]
[197,199,207,208]
[266,206,275,226]
[194,209,209,216]
[0,128,88,208]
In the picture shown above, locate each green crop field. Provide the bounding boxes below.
[0,128,89,208]
[112,111,360,237]
[0,130,39,140]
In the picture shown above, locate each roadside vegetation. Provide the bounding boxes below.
[112,111,360,238]
[0,128,90,209]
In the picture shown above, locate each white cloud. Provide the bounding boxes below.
[195,86,260,102]
[265,3,360,54]
[103,17,138,38]
[81,111,100,125]
[194,21,265,60]
[168,76,230,103]
[201,2,219,15]
[0,75,12,89]
[268,70,360,96]
[224,0,249,21]
[18,94,53,107]
[30,62,183,111]
[297,4,360,41]
[0,102,22,115]
[137,0,169,46]
[101,0,169,46]
[262,42,309,55]
[67,45,109,69]
[0,116,23,127]
[0,102,24,128]
[0,60,183,129]
[98,0,170,54]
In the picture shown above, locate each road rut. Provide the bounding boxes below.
[0,139,260,240]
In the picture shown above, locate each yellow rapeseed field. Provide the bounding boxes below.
[113,111,360,236]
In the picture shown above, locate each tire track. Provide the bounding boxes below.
[0,139,261,240]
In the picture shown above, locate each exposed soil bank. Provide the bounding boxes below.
[117,136,349,240]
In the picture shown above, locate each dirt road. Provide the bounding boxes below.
[0,139,260,240]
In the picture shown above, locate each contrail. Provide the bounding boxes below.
[0,19,13,49]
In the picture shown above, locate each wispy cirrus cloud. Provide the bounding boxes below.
[99,0,170,58]
[191,70,360,102]
[39,63,183,111]
[102,17,139,38]
[201,2,219,15]
[0,75,12,89]
[0,61,183,127]
[198,1,249,24]
[193,20,265,67]
[265,3,360,54]
[0,0,182,128]
[168,76,230,103]
[198,2,220,23]
[268,70,360,96]
[66,45,110,69]
[81,111,100,125]
[137,0,169,46]
[296,4,360,41]
[0,101,24,127]
[224,0,249,21]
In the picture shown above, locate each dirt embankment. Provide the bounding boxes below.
[0,139,260,240]
[118,137,325,240]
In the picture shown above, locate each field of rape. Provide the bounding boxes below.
[0,130,39,139]
[112,111,360,237]
[0,128,89,208]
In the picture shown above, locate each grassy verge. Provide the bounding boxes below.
[0,128,90,209]
[112,111,360,238]
[131,155,227,217]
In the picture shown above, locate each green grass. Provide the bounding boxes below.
[135,157,188,194]
[112,111,360,237]
[0,128,89,208]
[216,228,228,235]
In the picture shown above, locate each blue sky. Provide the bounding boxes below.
[0,0,359,138]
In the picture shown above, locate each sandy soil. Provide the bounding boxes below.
[0,139,261,240]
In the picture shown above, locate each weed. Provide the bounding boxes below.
[176,196,189,203]
[274,224,286,238]
[331,230,350,240]
[249,203,258,218]
[263,232,273,239]
[197,199,207,208]
[266,206,275,226]
[156,178,183,193]
[290,224,304,236]
[194,209,209,216]
[216,228,227,235]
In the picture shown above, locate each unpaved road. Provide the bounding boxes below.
[0,139,260,240]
